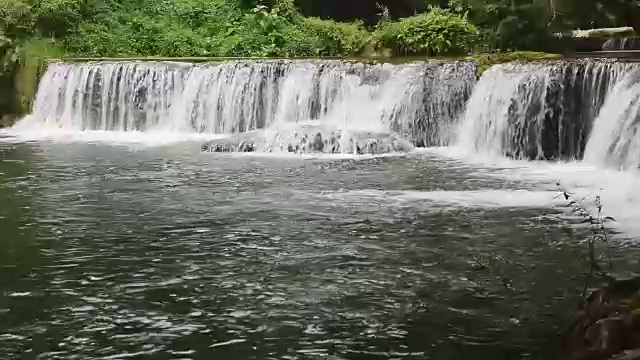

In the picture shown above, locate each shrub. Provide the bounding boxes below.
[207,2,317,57]
[372,7,478,56]
[302,17,368,56]
[0,0,34,39]
[31,0,84,37]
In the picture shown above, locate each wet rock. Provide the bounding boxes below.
[202,137,256,153]
[0,114,16,128]
[201,126,414,155]
[567,277,640,360]
[312,132,324,152]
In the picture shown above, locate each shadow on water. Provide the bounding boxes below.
[0,141,638,359]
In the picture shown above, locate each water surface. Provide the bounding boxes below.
[1,140,638,359]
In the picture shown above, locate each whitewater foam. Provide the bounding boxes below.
[444,59,640,236]
[583,67,640,170]
[15,60,475,148]
[6,124,228,147]
[423,146,640,237]
[456,60,629,160]
[322,188,564,209]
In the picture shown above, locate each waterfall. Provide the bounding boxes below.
[456,60,627,160]
[19,60,476,147]
[583,65,640,170]
[18,58,640,162]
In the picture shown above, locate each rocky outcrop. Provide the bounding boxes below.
[202,126,415,155]
[0,114,16,128]
[567,278,640,360]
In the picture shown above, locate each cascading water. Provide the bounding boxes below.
[23,62,189,132]
[583,64,640,170]
[456,60,627,160]
[21,57,640,162]
[17,60,476,151]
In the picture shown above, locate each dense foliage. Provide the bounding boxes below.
[373,8,478,56]
[0,0,372,58]
[426,0,640,51]
[1,0,637,61]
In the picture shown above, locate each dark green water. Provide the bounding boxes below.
[0,140,637,360]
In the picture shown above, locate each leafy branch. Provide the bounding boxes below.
[554,183,617,298]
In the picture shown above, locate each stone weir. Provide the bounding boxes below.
[20,59,477,153]
[456,59,640,161]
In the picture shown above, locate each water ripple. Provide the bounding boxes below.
[1,142,637,359]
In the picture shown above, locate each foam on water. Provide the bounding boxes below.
[424,146,640,237]
[322,188,564,209]
[7,120,228,147]
[447,59,640,237]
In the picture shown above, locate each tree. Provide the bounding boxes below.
[0,0,34,39]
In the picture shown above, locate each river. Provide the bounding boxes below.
[1,136,639,359]
[2,58,640,359]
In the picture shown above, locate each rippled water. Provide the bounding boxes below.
[1,140,639,360]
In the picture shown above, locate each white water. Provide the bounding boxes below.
[456,60,625,160]
[421,146,640,237]
[456,64,548,158]
[14,60,475,148]
[443,59,640,237]
[583,66,640,170]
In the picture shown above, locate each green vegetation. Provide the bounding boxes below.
[0,0,637,120]
[372,8,478,56]
[5,0,634,64]
[425,0,639,51]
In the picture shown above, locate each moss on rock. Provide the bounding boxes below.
[468,51,562,74]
